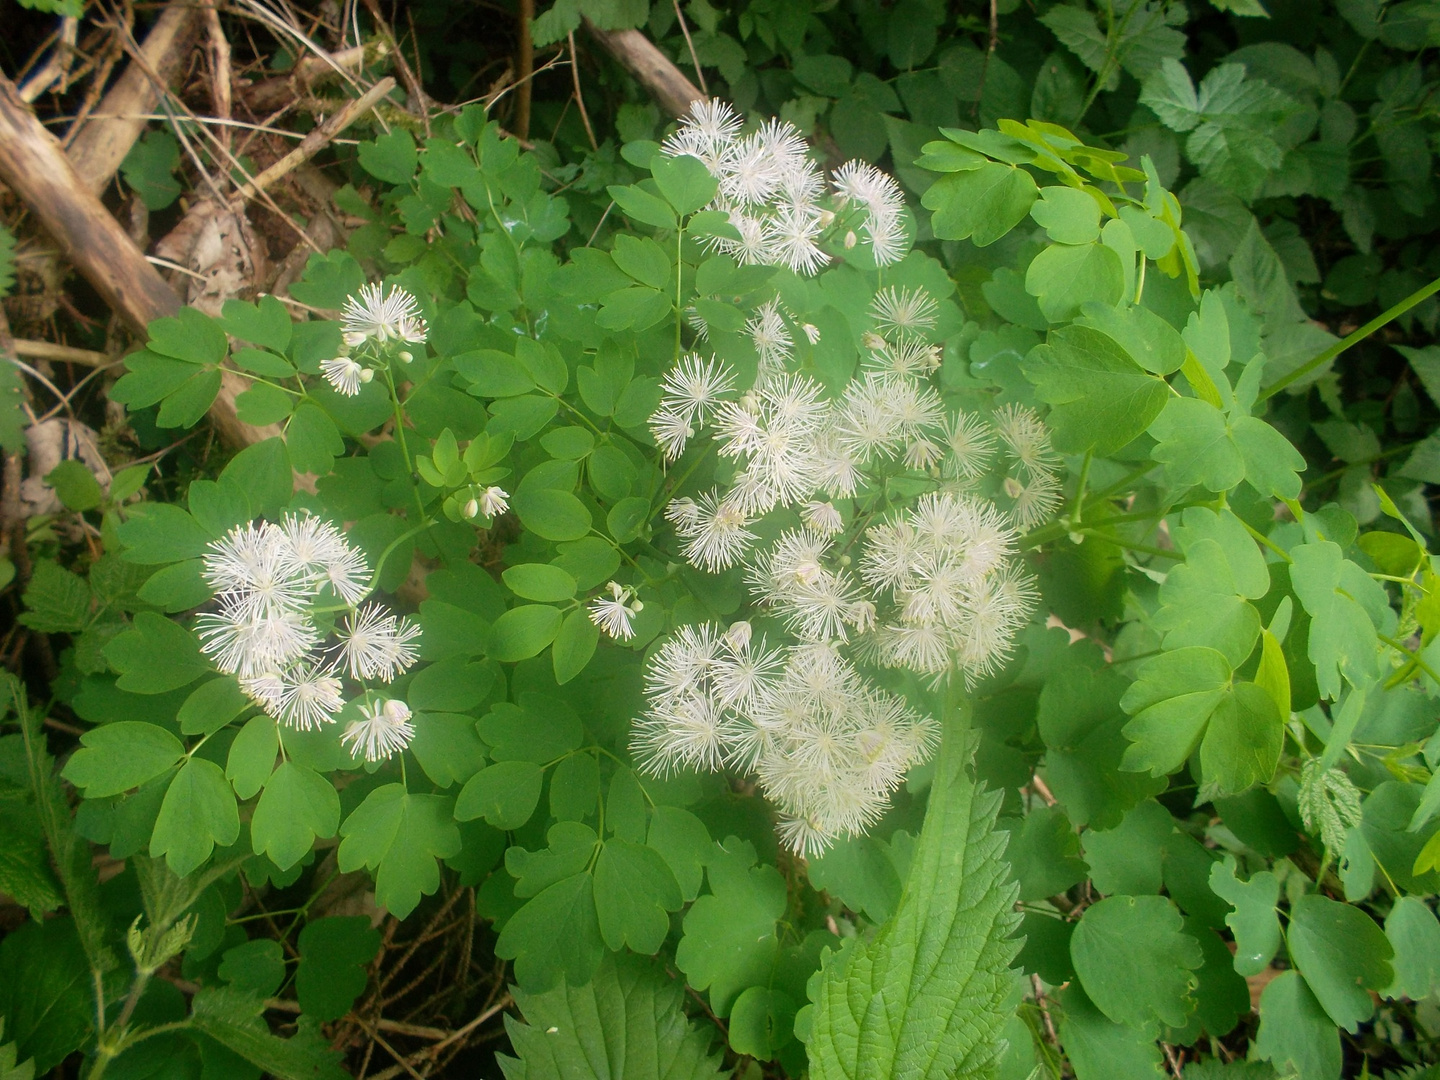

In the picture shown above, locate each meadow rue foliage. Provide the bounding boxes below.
[322,282,427,396]
[198,515,419,744]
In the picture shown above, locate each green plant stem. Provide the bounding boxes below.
[1260,271,1440,400]
[1067,449,1093,531]
[380,363,430,522]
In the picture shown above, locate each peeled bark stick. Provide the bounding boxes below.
[229,77,395,206]
[11,339,111,368]
[0,73,181,335]
[67,1,199,193]
[583,20,703,118]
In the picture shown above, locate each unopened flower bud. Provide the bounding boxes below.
[398,350,414,363]
[844,230,858,249]
[463,498,480,519]
[359,367,375,383]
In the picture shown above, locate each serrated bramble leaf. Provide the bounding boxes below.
[218,939,286,998]
[189,986,347,1080]
[18,561,92,633]
[337,785,460,918]
[807,720,1021,1078]
[497,952,726,1080]
[1070,894,1202,1031]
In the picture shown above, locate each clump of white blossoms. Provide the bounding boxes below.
[196,515,421,762]
[661,100,907,275]
[320,283,429,397]
[636,117,1064,854]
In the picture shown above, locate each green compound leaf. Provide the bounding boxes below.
[1253,971,1341,1080]
[296,916,381,1022]
[651,152,719,216]
[807,719,1021,1079]
[1208,856,1281,976]
[62,721,184,798]
[218,939,286,997]
[456,760,543,829]
[1286,893,1393,1032]
[1022,324,1170,455]
[149,758,240,877]
[1024,242,1127,323]
[1056,983,1165,1080]
[495,871,604,992]
[251,762,340,871]
[1289,541,1392,699]
[103,611,209,694]
[337,785,461,918]
[1070,894,1202,1031]
[1382,897,1440,1001]
[488,605,564,662]
[593,838,684,954]
[921,161,1038,247]
[677,837,786,1019]
[497,952,726,1080]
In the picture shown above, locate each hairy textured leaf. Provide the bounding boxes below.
[498,952,725,1080]
[807,718,1021,1079]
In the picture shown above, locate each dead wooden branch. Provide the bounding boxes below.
[583,20,703,118]
[67,1,200,193]
[0,72,181,336]
[10,338,111,368]
[239,43,375,114]
[229,77,394,206]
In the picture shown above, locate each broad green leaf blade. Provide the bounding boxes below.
[1286,893,1393,1032]
[251,762,340,871]
[497,952,726,1080]
[62,721,185,798]
[336,785,461,918]
[807,714,1021,1079]
[149,758,240,877]
[1070,894,1202,1030]
[1253,971,1341,1080]
[1207,856,1281,976]
[296,917,381,1022]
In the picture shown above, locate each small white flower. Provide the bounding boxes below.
[342,697,416,762]
[802,501,844,535]
[588,581,641,641]
[341,283,428,345]
[802,323,821,344]
[340,603,422,681]
[943,411,997,480]
[275,662,345,730]
[1005,471,1065,530]
[320,356,364,396]
[767,203,828,276]
[746,302,793,372]
[478,486,510,518]
[197,608,316,678]
[870,286,938,339]
[994,404,1059,476]
[661,99,743,168]
[681,490,756,572]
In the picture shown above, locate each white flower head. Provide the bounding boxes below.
[478,486,510,518]
[870,286,938,339]
[746,301,793,374]
[320,355,365,396]
[340,603,422,681]
[275,662,345,731]
[341,283,428,345]
[342,697,416,762]
[994,403,1059,476]
[589,581,642,641]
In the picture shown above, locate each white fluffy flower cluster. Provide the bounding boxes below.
[632,623,937,856]
[638,282,1065,855]
[661,100,906,275]
[320,283,428,397]
[196,516,421,761]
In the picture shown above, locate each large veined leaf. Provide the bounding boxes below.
[806,709,1021,1078]
[497,952,725,1080]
